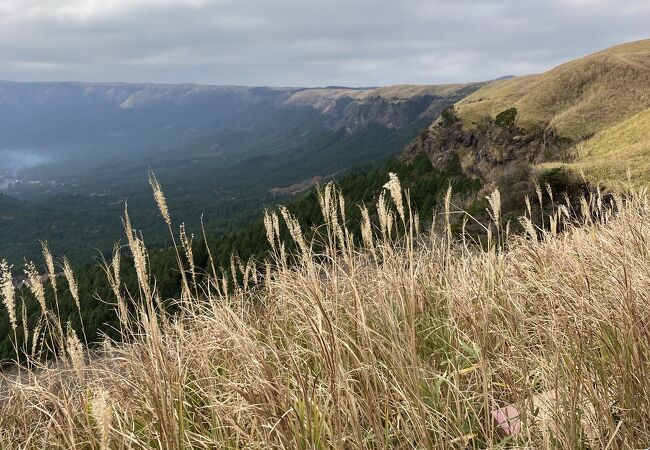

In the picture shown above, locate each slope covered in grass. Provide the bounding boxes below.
[1,177,649,448]
[545,108,650,186]
[403,40,650,189]
[455,39,650,140]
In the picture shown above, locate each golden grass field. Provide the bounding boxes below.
[540,107,650,187]
[453,39,650,185]
[1,174,649,449]
[456,39,650,140]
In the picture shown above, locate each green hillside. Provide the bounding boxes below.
[542,107,650,186]
[406,39,650,188]
[456,39,650,140]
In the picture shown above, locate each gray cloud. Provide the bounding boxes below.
[0,0,648,86]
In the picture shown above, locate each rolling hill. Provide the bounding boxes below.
[404,39,650,187]
[543,107,650,186]
[455,39,650,139]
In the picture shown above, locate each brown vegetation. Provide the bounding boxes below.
[1,175,649,449]
[456,39,650,140]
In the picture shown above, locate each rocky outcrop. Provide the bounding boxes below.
[284,83,484,132]
[402,108,574,183]
[324,93,466,132]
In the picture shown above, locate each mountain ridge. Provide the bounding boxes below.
[455,39,650,139]
[0,79,483,265]
[0,80,483,160]
[403,39,650,187]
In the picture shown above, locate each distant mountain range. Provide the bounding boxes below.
[0,79,483,263]
[0,80,482,170]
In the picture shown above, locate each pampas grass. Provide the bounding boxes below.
[0,260,16,331]
[1,175,649,449]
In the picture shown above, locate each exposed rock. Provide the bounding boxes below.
[0,81,484,135]
[283,83,485,132]
[401,108,574,185]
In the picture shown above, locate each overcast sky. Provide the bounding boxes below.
[0,0,648,87]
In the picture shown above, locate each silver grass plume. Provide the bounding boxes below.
[31,319,43,356]
[67,325,84,380]
[123,205,151,300]
[0,260,17,330]
[519,216,538,241]
[525,195,532,219]
[383,172,405,222]
[486,188,502,224]
[41,241,57,291]
[21,298,29,343]
[112,245,121,289]
[377,191,388,237]
[41,241,56,291]
[91,389,113,450]
[359,205,374,250]
[179,223,196,285]
[264,209,277,249]
[148,171,171,226]
[62,257,80,311]
[280,206,308,256]
[24,262,46,313]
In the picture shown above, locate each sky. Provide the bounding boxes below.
[0,0,648,87]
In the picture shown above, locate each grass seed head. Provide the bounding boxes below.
[148,171,171,226]
[62,257,80,310]
[0,260,17,330]
[24,261,47,314]
[384,172,405,222]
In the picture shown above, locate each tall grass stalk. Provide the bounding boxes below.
[1,176,649,449]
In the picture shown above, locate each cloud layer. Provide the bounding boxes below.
[1,0,648,86]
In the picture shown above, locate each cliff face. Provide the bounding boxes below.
[401,40,650,188]
[0,81,484,144]
[282,83,484,132]
[322,91,473,132]
[401,109,573,184]
[0,82,297,109]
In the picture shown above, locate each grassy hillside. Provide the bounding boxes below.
[455,39,650,140]
[1,178,649,448]
[542,107,650,187]
[405,40,650,188]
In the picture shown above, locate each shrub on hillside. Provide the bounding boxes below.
[495,107,518,128]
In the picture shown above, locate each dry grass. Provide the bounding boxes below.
[455,39,650,140]
[1,176,650,449]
